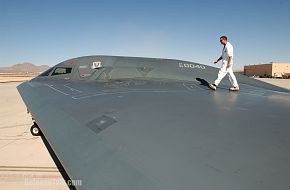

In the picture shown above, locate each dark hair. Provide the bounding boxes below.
[220,36,228,41]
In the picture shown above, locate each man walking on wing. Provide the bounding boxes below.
[209,36,239,91]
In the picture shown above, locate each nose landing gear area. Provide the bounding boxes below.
[30,122,43,136]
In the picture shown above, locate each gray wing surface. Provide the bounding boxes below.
[17,56,290,190]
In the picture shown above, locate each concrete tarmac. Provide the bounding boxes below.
[255,78,290,90]
[0,82,69,190]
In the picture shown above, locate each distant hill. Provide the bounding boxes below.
[0,63,50,75]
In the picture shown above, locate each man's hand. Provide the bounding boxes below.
[214,56,222,64]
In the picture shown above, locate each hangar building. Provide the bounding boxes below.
[244,63,290,78]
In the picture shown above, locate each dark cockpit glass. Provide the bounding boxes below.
[51,67,72,76]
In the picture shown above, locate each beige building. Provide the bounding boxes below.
[244,63,290,78]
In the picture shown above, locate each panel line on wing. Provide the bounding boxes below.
[45,84,70,95]
[71,90,182,100]
[63,84,83,93]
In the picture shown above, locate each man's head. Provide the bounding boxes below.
[220,36,228,45]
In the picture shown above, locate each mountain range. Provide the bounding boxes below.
[0,63,50,74]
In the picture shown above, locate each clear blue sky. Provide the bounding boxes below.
[1,0,290,69]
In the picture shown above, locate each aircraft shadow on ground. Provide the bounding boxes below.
[41,136,77,190]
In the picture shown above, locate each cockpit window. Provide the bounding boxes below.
[51,67,72,76]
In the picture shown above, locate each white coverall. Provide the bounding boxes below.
[214,42,239,87]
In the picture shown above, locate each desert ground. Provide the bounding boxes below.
[0,75,35,83]
[0,78,289,189]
